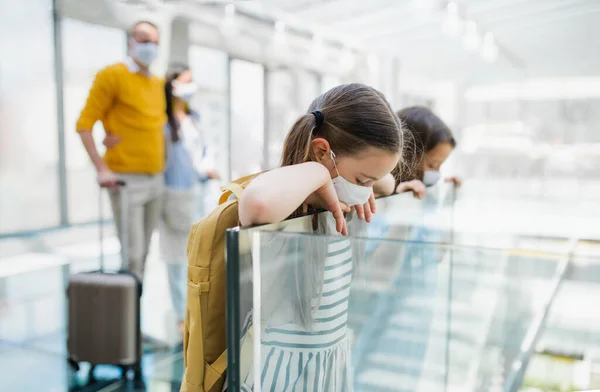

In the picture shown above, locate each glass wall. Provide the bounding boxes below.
[295,68,320,109]
[265,68,296,169]
[321,75,342,93]
[458,82,600,205]
[230,59,265,180]
[61,19,126,223]
[0,0,60,234]
[188,45,229,214]
[264,68,321,169]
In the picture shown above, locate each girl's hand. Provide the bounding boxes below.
[445,176,462,187]
[355,190,376,222]
[396,180,426,199]
[314,180,349,236]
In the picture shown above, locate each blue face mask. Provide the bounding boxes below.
[131,41,158,66]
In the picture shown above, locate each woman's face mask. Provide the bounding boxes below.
[172,81,198,102]
[330,150,373,205]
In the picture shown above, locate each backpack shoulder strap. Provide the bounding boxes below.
[218,172,262,205]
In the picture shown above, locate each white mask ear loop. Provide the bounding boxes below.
[330,150,339,175]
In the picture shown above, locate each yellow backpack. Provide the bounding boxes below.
[180,173,259,392]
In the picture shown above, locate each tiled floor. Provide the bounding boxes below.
[0,336,184,391]
[0,225,185,391]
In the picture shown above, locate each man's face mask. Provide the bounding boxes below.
[330,150,372,206]
[131,40,158,66]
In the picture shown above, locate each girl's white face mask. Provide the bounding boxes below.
[423,170,442,186]
[330,150,372,206]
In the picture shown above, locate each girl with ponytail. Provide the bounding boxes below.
[238,83,405,391]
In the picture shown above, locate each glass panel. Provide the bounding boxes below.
[226,190,454,391]
[226,187,572,391]
[230,59,265,179]
[266,68,296,169]
[235,230,449,392]
[0,255,69,345]
[522,255,600,391]
[61,19,126,223]
[0,0,60,233]
[189,45,229,215]
[446,246,562,390]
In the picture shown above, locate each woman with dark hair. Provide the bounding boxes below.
[161,64,218,334]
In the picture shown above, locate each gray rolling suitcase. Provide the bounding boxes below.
[67,181,143,380]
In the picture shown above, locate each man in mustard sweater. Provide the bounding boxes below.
[77,21,166,282]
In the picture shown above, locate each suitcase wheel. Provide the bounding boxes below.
[67,358,80,372]
[88,365,97,382]
[120,364,142,381]
[134,366,143,381]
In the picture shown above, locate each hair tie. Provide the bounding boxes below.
[311,110,324,129]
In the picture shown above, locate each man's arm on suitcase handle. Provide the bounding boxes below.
[79,131,121,189]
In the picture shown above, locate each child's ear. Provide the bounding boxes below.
[311,138,331,163]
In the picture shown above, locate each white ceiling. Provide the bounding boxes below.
[250,0,600,83]
[63,0,600,84]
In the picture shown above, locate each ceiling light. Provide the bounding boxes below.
[312,35,325,60]
[221,3,238,36]
[462,20,480,51]
[273,21,287,47]
[341,48,356,71]
[411,0,435,20]
[481,32,499,62]
[442,1,462,36]
[275,21,285,34]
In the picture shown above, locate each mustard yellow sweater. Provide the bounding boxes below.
[76,63,166,174]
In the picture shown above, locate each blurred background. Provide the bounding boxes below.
[1,0,600,391]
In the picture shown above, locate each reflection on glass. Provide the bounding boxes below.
[61,19,126,223]
[230,59,264,179]
[0,0,59,233]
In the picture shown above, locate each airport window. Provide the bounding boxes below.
[229,58,265,180]
[0,0,59,233]
[189,45,229,183]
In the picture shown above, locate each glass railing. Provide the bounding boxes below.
[225,184,577,392]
